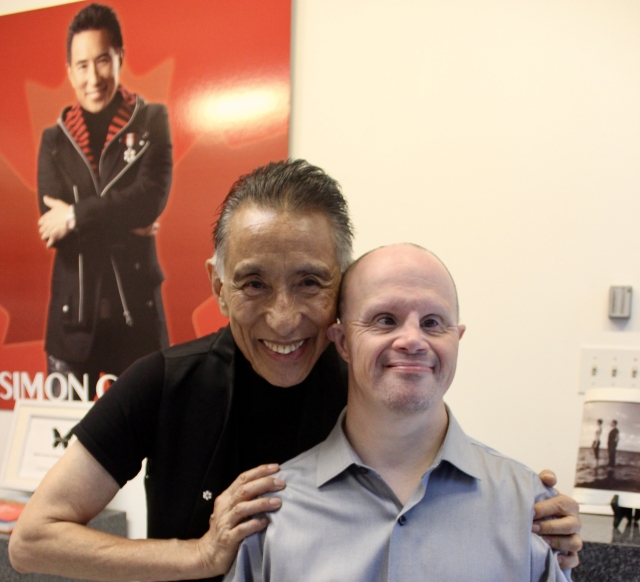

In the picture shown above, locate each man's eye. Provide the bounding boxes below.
[243,280,264,294]
[422,318,440,329]
[300,278,320,288]
[377,316,395,326]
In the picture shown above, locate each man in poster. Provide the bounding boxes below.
[37,3,172,398]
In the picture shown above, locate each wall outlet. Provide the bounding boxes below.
[578,347,640,394]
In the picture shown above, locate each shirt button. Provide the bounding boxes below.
[397,515,407,526]
[146,300,154,308]
[62,304,69,313]
[134,262,141,270]
[359,467,369,475]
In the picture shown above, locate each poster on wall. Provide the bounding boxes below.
[0,0,291,409]
[574,388,640,509]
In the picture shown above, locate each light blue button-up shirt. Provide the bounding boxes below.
[225,407,569,582]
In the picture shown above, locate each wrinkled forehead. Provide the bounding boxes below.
[224,206,340,275]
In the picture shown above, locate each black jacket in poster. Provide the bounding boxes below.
[37,88,172,364]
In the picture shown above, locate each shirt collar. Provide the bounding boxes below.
[316,408,360,487]
[432,405,483,481]
[315,404,483,488]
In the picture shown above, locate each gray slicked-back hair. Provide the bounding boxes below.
[213,159,354,278]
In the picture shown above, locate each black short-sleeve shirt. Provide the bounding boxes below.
[74,326,348,551]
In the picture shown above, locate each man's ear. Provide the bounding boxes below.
[327,322,349,362]
[206,259,229,317]
[458,324,466,340]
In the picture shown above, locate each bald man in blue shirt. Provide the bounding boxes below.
[226,244,569,582]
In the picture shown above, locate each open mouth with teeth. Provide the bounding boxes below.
[262,339,305,355]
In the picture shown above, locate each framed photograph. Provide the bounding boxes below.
[1,400,92,491]
[574,388,640,512]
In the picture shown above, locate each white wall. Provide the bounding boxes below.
[288,0,640,493]
[0,0,76,15]
[2,0,640,532]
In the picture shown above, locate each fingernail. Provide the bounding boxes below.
[268,464,279,470]
[269,498,281,507]
[531,524,540,533]
[273,479,285,488]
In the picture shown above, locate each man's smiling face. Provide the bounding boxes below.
[329,245,465,414]
[67,28,122,113]
[213,205,342,387]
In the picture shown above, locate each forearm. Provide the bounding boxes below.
[10,520,217,582]
[10,442,283,582]
[75,178,169,233]
[9,442,219,582]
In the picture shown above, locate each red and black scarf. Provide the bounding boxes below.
[62,86,137,175]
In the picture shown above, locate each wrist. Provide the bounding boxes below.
[65,205,76,232]
[193,534,228,579]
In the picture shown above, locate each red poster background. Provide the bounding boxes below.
[0,0,290,408]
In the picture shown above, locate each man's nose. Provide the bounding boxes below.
[87,62,98,85]
[265,291,302,337]
[393,317,428,354]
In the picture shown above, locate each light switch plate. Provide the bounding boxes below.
[578,347,640,394]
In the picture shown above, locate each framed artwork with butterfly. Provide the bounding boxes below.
[1,400,91,491]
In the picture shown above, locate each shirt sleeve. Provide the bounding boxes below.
[531,532,572,582]
[73,351,165,487]
[223,533,266,582]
